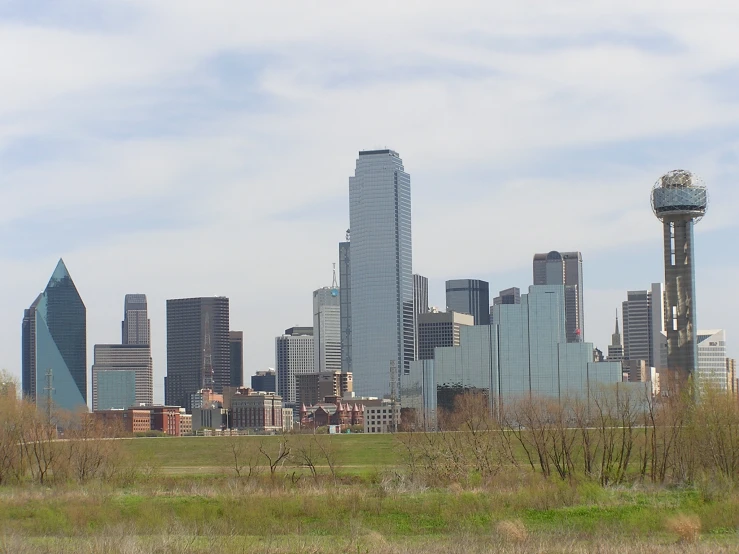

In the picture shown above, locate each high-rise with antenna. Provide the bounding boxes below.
[313,265,342,374]
[651,170,708,386]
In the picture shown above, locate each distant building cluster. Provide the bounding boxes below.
[18,156,735,434]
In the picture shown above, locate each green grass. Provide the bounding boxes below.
[123,433,401,472]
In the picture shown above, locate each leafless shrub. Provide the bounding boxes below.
[495,519,528,543]
[665,513,701,543]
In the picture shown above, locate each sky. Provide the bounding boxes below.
[1,1,738,404]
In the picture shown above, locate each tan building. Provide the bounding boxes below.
[282,408,294,432]
[363,401,400,434]
[179,409,192,436]
[231,391,283,433]
[297,371,353,406]
[728,358,737,400]
[417,311,474,360]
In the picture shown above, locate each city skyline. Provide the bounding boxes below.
[2,3,739,403]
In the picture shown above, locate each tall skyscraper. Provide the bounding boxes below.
[533,251,584,342]
[165,297,230,411]
[339,236,352,373]
[122,294,150,345]
[229,331,244,387]
[621,283,667,369]
[314,268,341,374]
[92,344,152,410]
[651,170,708,384]
[349,149,414,397]
[445,279,490,325]
[275,327,314,405]
[697,330,727,390]
[22,259,87,412]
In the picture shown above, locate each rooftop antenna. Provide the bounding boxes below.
[331,263,338,289]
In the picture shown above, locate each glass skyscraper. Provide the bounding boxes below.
[22,259,87,412]
[445,279,490,325]
[403,285,623,429]
[349,149,414,398]
[533,251,584,342]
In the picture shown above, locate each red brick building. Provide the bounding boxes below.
[230,391,283,433]
[299,400,364,430]
[93,406,180,436]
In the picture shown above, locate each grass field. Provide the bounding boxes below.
[3,434,739,553]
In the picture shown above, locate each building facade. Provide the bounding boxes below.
[251,369,276,393]
[339,238,352,373]
[313,286,341,374]
[445,279,490,325]
[417,311,474,361]
[275,327,314,405]
[296,371,353,406]
[607,315,624,362]
[165,297,230,411]
[402,285,623,430]
[493,287,521,306]
[533,251,584,342]
[349,149,414,397]
[697,329,727,390]
[22,259,87,411]
[229,331,244,387]
[621,283,667,369]
[92,344,153,410]
[364,403,401,434]
[122,294,150,345]
[230,391,283,432]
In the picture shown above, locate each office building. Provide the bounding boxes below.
[413,274,429,317]
[296,371,353,406]
[229,331,244,387]
[364,402,401,434]
[230,391,284,433]
[313,279,341,374]
[22,259,87,411]
[607,315,624,362]
[493,287,521,306]
[417,311,474,360]
[697,329,727,391]
[92,344,153,411]
[728,358,738,400]
[533,251,584,342]
[339,236,352,373]
[402,285,623,430]
[251,369,276,393]
[349,149,414,397]
[122,294,150,345]
[275,327,314,404]
[651,170,708,384]
[445,279,490,325]
[165,297,230,411]
[621,284,667,370]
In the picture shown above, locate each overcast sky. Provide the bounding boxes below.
[1,1,738,403]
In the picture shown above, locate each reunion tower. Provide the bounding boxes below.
[651,170,708,386]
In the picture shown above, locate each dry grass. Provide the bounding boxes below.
[665,513,702,543]
[496,519,529,543]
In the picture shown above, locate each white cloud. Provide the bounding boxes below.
[1,1,738,398]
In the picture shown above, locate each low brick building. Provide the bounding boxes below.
[299,399,364,430]
[230,390,283,433]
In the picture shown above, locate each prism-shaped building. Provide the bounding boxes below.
[22,259,87,412]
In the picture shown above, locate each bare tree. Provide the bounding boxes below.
[259,435,291,480]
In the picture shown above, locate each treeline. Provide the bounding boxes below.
[0,391,127,485]
[399,384,739,487]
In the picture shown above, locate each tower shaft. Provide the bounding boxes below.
[662,216,698,384]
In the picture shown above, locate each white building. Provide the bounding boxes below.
[313,285,341,374]
[363,402,400,434]
[698,329,727,390]
[275,327,314,405]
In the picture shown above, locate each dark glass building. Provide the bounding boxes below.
[229,331,244,387]
[445,279,490,325]
[251,369,276,393]
[22,259,87,411]
[165,297,230,411]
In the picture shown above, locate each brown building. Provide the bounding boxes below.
[296,371,353,407]
[149,406,181,436]
[230,391,283,432]
[299,399,364,430]
[93,409,151,434]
